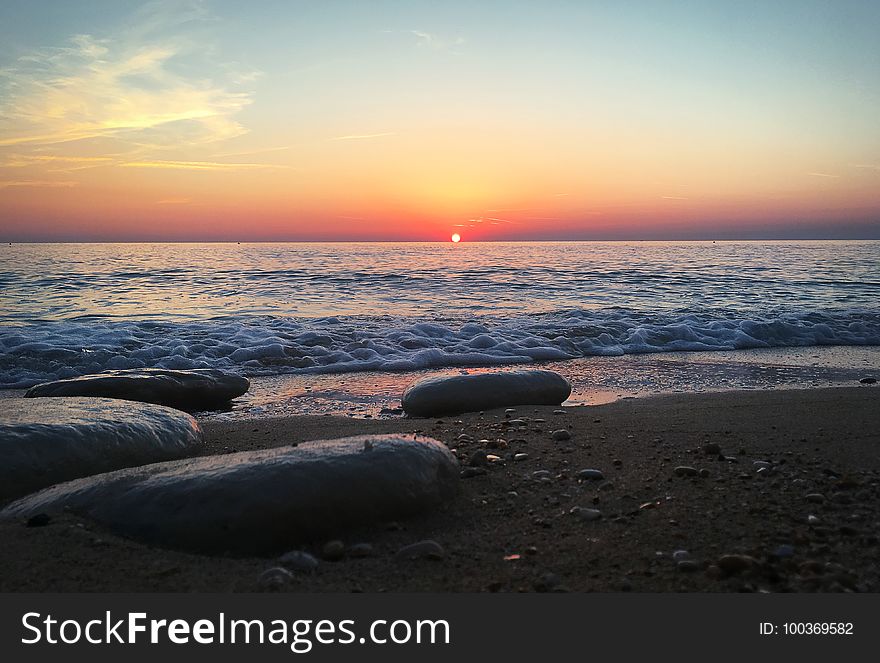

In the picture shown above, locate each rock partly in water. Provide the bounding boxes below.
[25,368,249,412]
[0,435,458,555]
[401,370,571,417]
[0,397,202,501]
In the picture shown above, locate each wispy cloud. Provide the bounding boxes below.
[0,180,77,188]
[410,30,465,50]
[661,195,690,200]
[807,172,840,178]
[852,163,880,171]
[0,2,256,161]
[121,160,286,171]
[330,132,396,141]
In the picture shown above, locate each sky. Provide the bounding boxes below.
[0,0,879,241]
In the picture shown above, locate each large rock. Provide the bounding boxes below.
[0,397,202,501]
[1,435,459,555]
[25,368,249,411]
[402,369,572,416]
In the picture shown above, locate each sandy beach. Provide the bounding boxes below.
[1,385,877,593]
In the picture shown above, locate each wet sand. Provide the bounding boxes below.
[1,386,878,592]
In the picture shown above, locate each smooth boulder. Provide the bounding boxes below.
[25,368,249,411]
[1,435,459,555]
[402,369,572,416]
[0,397,203,501]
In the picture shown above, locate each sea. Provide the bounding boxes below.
[1,241,878,417]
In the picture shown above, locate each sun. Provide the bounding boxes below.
[451,233,461,243]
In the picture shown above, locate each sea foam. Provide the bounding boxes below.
[2,308,878,388]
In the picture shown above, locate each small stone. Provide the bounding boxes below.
[805,493,825,503]
[553,409,565,415]
[25,513,51,528]
[702,443,721,455]
[349,543,374,558]
[551,429,571,441]
[577,469,604,481]
[257,567,293,590]
[505,408,516,414]
[395,540,445,560]
[753,461,772,471]
[469,450,489,467]
[677,560,699,573]
[806,514,821,525]
[525,546,538,556]
[672,550,690,561]
[612,459,622,466]
[698,468,711,478]
[279,550,319,572]
[673,466,699,477]
[531,470,552,480]
[570,506,603,522]
[322,539,345,561]
[513,453,529,462]
[859,377,877,384]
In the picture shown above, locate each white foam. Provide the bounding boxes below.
[1,309,878,388]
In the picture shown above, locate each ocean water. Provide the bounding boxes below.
[1,240,878,390]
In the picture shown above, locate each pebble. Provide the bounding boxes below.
[469,450,489,467]
[257,567,293,590]
[753,461,772,471]
[805,493,825,503]
[553,410,565,415]
[321,540,345,561]
[26,513,51,527]
[672,550,690,561]
[859,377,877,384]
[531,470,552,480]
[570,506,603,522]
[505,408,516,414]
[807,514,821,525]
[348,543,374,558]
[278,550,319,572]
[513,453,529,462]
[577,469,604,481]
[702,443,721,455]
[677,560,700,573]
[698,468,711,478]
[551,429,571,441]
[673,466,699,477]
[395,540,445,560]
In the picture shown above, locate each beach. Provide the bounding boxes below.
[2,385,877,593]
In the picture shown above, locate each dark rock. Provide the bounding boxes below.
[677,560,700,573]
[1,435,458,555]
[401,370,571,417]
[859,377,877,384]
[0,397,202,501]
[551,429,571,441]
[257,567,293,590]
[26,368,249,412]
[461,467,487,478]
[322,540,345,561]
[279,550,320,572]
[576,468,604,481]
[25,513,51,528]
[395,540,445,560]
[349,543,374,558]
[673,466,699,477]
[702,443,721,455]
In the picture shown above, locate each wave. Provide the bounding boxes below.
[1,308,878,388]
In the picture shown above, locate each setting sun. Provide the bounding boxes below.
[451,233,461,243]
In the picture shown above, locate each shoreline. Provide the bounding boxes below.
[1,385,878,592]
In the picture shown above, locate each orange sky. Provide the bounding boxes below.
[1,1,879,240]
